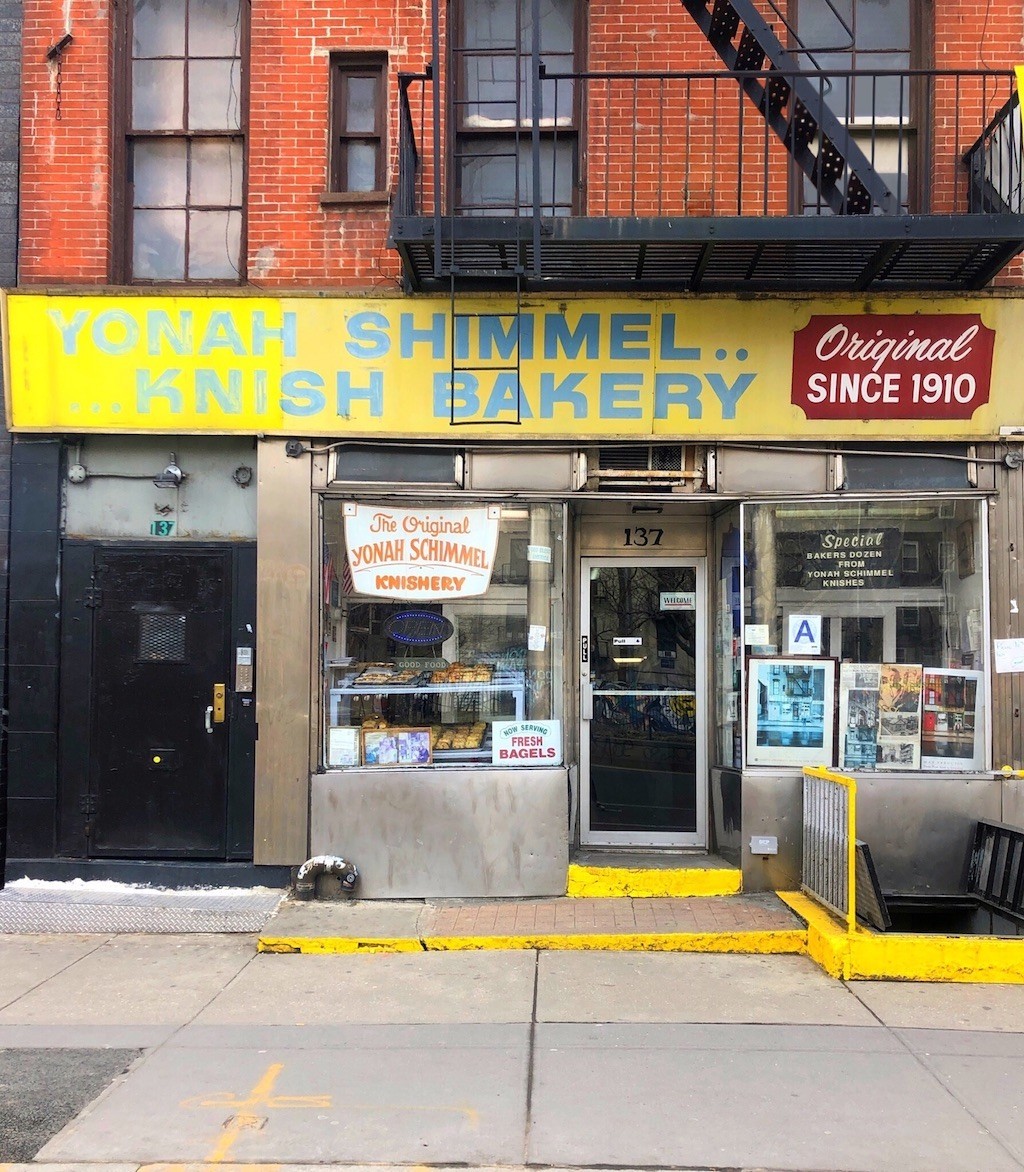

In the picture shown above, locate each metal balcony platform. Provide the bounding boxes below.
[390,214,1024,294]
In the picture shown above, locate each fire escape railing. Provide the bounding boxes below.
[395,67,1020,223]
[963,86,1024,214]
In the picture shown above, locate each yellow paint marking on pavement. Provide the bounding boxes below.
[179,1062,332,1164]
[183,1091,332,1110]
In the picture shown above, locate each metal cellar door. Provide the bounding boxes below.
[85,548,234,857]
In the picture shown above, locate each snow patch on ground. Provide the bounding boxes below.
[4,877,282,896]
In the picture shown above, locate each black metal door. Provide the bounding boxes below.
[87,549,233,857]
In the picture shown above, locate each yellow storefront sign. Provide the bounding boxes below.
[3,292,1022,439]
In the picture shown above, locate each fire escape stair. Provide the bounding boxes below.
[680,0,895,215]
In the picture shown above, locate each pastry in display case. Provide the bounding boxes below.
[327,659,525,763]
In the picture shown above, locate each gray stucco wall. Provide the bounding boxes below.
[311,768,570,898]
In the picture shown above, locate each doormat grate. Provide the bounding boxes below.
[0,885,283,934]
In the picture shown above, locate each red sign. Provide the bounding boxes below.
[791,315,994,420]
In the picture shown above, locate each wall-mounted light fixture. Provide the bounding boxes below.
[153,455,185,489]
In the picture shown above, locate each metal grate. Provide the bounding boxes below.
[138,611,187,663]
[967,820,1024,918]
[0,884,283,935]
[598,444,684,472]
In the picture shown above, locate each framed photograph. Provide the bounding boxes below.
[746,657,836,767]
[327,726,361,767]
[838,662,880,771]
[920,668,984,771]
[362,726,433,767]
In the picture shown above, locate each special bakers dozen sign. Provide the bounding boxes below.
[343,503,500,599]
[792,315,995,420]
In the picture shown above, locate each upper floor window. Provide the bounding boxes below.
[796,0,919,212]
[453,0,579,216]
[329,54,388,197]
[128,0,245,281]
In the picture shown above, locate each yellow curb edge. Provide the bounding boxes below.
[257,929,806,955]
[566,864,743,898]
[778,890,1024,983]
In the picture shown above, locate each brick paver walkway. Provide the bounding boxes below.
[423,893,801,937]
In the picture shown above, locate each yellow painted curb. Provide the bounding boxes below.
[258,929,806,955]
[778,890,1024,983]
[258,936,425,954]
[566,863,742,898]
[425,930,803,952]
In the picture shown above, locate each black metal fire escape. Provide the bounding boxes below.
[679,0,896,215]
[389,0,1024,292]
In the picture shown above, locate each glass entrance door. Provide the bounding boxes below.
[580,559,706,846]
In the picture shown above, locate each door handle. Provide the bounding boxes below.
[205,705,214,734]
[582,680,594,721]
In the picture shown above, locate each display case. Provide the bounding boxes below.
[326,660,526,765]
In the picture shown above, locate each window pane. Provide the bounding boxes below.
[133,60,185,129]
[797,0,853,51]
[856,0,909,50]
[133,139,188,206]
[188,209,241,278]
[188,59,242,129]
[345,76,378,133]
[743,498,987,772]
[851,55,910,118]
[459,138,573,215]
[133,0,187,58]
[463,0,517,50]
[346,142,378,191]
[188,0,242,57]
[521,0,575,54]
[321,502,565,770]
[133,208,186,278]
[463,53,519,124]
[190,138,243,205]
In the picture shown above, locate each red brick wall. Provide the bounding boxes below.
[20,0,114,284]
[17,0,1024,288]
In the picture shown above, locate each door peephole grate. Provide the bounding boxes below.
[137,611,187,662]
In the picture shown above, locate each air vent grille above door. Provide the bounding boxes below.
[590,445,709,492]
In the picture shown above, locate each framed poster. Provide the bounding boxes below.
[876,663,922,770]
[362,727,433,767]
[921,669,984,770]
[746,657,836,767]
[327,726,361,767]
[838,663,881,771]
[839,663,923,770]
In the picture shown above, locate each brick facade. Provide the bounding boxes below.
[17,0,1024,289]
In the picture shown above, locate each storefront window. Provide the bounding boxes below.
[743,498,986,772]
[321,500,564,768]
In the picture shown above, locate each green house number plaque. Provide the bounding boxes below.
[149,520,176,537]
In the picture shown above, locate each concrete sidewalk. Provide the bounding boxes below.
[1,934,1024,1171]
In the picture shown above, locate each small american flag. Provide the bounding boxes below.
[339,555,354,596]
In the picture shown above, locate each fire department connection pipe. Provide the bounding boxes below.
[293,855,359,900]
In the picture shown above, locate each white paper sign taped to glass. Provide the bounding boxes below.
[787,614,822,655]
[492,720,563,765]
[343,502,500,599]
